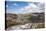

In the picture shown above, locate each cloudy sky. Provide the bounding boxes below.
[6,1,45,14]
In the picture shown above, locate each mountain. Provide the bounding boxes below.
[6,12,44,29]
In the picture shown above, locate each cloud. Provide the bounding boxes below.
[6,9,16,14]
[37,3,45,10]
[6,2,44,14]
[13,3,18,6]
[32,0,44,3]
[6,5,8,8]
[18,3,38,11]
[17,2,44,14]
[34,2,45,10]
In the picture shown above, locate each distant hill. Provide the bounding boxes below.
[6,12,44,29]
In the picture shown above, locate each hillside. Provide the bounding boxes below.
[5,12,45,29]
